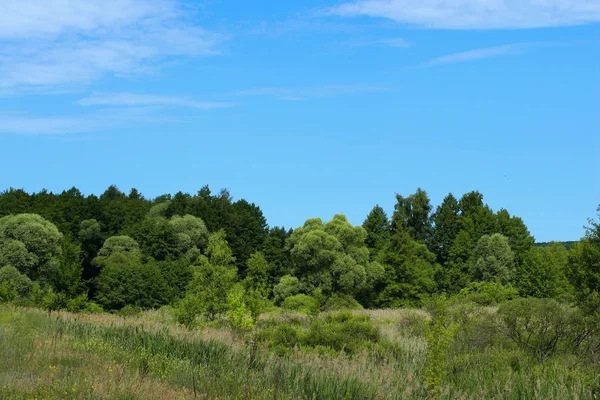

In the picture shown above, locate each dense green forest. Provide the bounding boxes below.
[1,185,599,398]
[0,185,598,315]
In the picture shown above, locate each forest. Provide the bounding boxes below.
[0,185,599,399]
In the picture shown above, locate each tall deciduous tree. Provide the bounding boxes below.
[392,188,433,242]
[567,205,600,300]
[181,230,238,320]
[469,233,515,284]
[0,213,62,282]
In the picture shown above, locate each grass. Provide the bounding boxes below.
[0,305,598,399]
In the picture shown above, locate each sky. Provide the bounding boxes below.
[0,0,598,242]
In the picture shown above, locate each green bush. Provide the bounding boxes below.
[454,281,519,305]
[116,304,142,317]
[304,312,381,355]
[498,298,590,362]
[0,265,33,301]
[321,293,363,312]
[255,311,382,356]
[282,294,319,315]
[449,302,503,352]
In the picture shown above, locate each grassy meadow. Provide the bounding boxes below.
[1,304,598,400]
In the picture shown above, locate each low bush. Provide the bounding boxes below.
[256,311,382,356]
[498,298,595,362]
[454,281,519,306]
[321,293,363,312]
[282,294,319,315]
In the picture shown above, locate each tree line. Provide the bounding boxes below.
[0,185,598,325]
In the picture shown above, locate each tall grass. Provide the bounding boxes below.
[0,305,597,399]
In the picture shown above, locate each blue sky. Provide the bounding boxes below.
[0,0,598,242]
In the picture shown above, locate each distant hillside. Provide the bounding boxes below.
[534,241,579,250]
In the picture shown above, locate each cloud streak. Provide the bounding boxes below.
[422,43,528,66]
[78,92,236,110]
[0,0,225,90]
[235,84,387,100]
[0,108,177,135]
[327,0,600,29]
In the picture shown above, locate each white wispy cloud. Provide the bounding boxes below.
[418,41,574,67]
[346,37,413,48]
[327,0,600,29]
[0,108,175,135]
[78,92,236,110]
[0,0,225,90]
[422,43,528,66]
[235,84,387,100]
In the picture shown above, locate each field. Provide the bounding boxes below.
[1,305,598,400]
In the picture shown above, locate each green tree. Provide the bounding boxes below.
[496,209,535,265]
[376,229,438,307]
[0,265,33,301]
[244,252,273,296]
[391,188,433,242]
[286,215,375,299]
[181,230,238,320]
[273,275,302,304]
[94,252,168,310]
[0,213,62,282]
[170,214,209,260]
[445,228,475,292]
[362,205,390,259]
[429,193,461,265]
[568,206,600,300]
[97,235,141,259]
[469,233,515,284]
[517,243,570,298]
[54,235,84,297]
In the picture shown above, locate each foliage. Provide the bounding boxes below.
[94,252,168,310]
[321,293,363,311]
[0,213,62,282]
[273,275,302,304]
[97,235,141,259]
[498,298,597,362]
[0,265,33,301]
[567,209,600,301]
[282,294,320,315]
[454,281,519,306]
[54,235,84,297]
[180,231,238,320]
[362,205,390,259]
[429,193,461,266]
[376,229,438,307]
[285,215,375,298]
[391,188,433,242]
[226,284,254,331]
[469,233,515,284]
[517,243,571,298]
[423,294,458,398]
[256,311,382,356]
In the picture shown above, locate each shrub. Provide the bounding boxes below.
[282,294,319,315]
[304,312,381,355]
[321,293,363,312]
[454,281,519,306]
[498,298,584,362]
[423,294,458,398]
[0,265,33,301]
[116,304,142,317]
[273,275,302,304]
[226,284,254,331]
[255,311,382,356]
[449,302,503,352]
